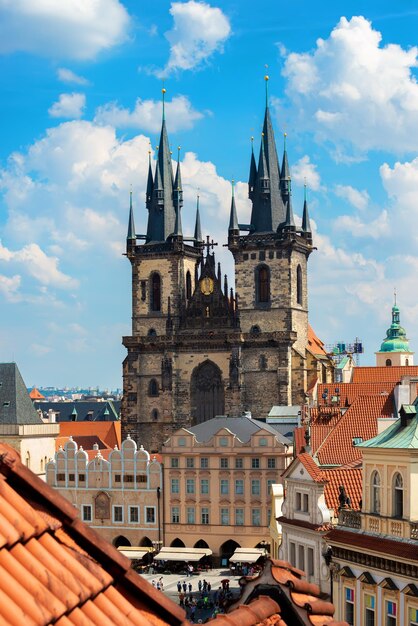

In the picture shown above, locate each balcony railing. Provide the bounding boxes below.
[339,509,418,540]
[338,509,361,529]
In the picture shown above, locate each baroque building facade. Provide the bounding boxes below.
[122,83,314,451]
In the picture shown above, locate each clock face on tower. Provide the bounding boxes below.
[200,276,214,295]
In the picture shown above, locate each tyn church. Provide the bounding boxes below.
[122,84,314,452]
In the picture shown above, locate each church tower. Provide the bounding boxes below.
[122,81,314,451]
[375,297,414,366]
[228,75,313,410]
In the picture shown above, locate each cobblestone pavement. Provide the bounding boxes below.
[139,567,241,623]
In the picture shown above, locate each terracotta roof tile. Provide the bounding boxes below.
[294,427,307,455]
[317,382,395,407]
[326,527,418,561]
[58,421,121,450]
[321,468,362,512]
[352,365,418,383]
[308,325,328,357]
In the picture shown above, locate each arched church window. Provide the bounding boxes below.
[186,271,192,300]
[151,409,159,421]
[393,472,403,518]
[148,328,157,337]
[148,379,159,397]
[255,265,270,304]
[250,325,261,336]
[259,354,267,370]
[386,359,392,367]
[371,470,380,514]
[297,265,303,305]
[150,273,161,312]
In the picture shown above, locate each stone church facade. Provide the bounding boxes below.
[122,84,313,451]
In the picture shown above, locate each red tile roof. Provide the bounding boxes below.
[294,427,307,455]
[327,527,418,561]
[58,421,121,450]
[0,443,188,626]
[308,325,329,357]
[317,382,395,407]
[29,387,45,400]
[216,559,347,626]
[352,365,418,383]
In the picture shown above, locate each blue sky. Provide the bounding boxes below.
[1,0,418,388]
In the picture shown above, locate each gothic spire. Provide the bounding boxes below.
[228,180,239,232]
[173,146,183,209]
[173,185,183,239]
[145,87,176,243]
[194,194,203,246]
[302,183,312,237]
[283,178,296,231]
[248,137,257,200]
[280,133,290,207]
[145,148,153,208]
[248,75,286,233]
[127,188,136,241]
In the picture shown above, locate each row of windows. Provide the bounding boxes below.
[370,471,403,518]
[171,456,277,469]
[289,541,315,577]
[57,473,148,485]
[343,590,413,626]
[171,478,276,496]
[170,506,268,527]
[82,504,156,524]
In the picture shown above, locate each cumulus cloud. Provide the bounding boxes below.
[95,95,204,132]
[334,184,369,210]
[291,155,322,191]
[0,0,130,60]
[57,68,89,86]
[48,93,86,119]
[333,211,389,239]
[282,16,418,155]
[0,274,21,302]
[157,0,231,76]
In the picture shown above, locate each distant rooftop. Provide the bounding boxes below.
[184,415,291,446]
[0,363,44,426]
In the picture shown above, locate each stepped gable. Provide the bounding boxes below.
[352,365,418,383]
[215,559,348,626]
[0,443,188,626]
[314,395,394,466]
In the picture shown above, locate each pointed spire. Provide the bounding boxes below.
[194,194,203,246]
[224,274,228,296]
[127,187,136,241]
[173,145,183,208]
[173,185,183,239]
[248,136,257,200]
[217,262,221,283]
[228,179,239,232]
[146,148,153,208]
[264,71,269,107]
[280,132,290,206]
[302,182,312,236]
[283,177,296,231]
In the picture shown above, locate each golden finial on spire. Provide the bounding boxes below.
[162,80,166,120]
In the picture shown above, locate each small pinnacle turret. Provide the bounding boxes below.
[280,133,290,207]
[248,137,257,200]
[283,178,296,231]
[302,184,312,239]
[229,180,239,232]
[127,189,136,241]
[194,195,203,247]
[173,146,183,209]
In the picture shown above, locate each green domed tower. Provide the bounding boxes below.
[376,299,414,366]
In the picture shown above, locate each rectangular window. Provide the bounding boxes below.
[345,588,354,626]
[78,474,85,482]
[365,595,375,626]
[136,474,147,483]
[200,479,209,495]
[145,507,156,524]
[68,473,75,481]
[386,601,397,626]
[186,457,194,468]
[267,458,276,469]
[171,507,180,523]
[187,507,195,524]
[113,506,123,523]
[129,506,139,523]
[171,457,179,468]
[201,508,209,525]
[200,457,209,469]
[251,458,260,469]
[267,479,275,494]
[235,508,244,525]
[235,479,244,495]
[123,474,134,483]
[289,542,296,566]
[251,479,260,495]
[220,479,229,495]
[235,457,243,469]
[219,436,228,447]
[409,607,418,626]
[303,493,309,512]
[57,473,65,482]
[220,458,229,469]
[171,478,179,494]
[307,547,314,577]
[252,508,261,526]
[186,478,195,494]
[114,474,121,483]
[298,545,305,571]
[82,505,92,522]
[220,508,230,525]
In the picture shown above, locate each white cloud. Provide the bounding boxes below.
[57,68,89,86]
[95,95,204,132]
[291,155,322,191]
[0,0,130,60]
[334,184,370,210]
[48,93,86,119]
[282,16,418,155]
[0,274,21,302]
[157,0,231,76]
[333,210,389,239]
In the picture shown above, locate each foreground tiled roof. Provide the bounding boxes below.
[352,365,418,383]
[214,559,348,626]
[0,443,188,626]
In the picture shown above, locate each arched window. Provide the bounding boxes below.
[150,273,161,311]
[186,271,192,300]
[148,379,159,397]
[259,354,267,370]
[393,472,403,518]
[406,358,409,366]
[256,265,270,304]
[148,328,157,337]
[386,359,392,367]
[371,470,380,514]
[297,265,303,305]
[151,409,159,421]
